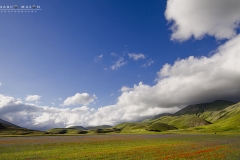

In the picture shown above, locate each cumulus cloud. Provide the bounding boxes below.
[25,95,41,102]
[128,53,146,60]
[120,86,134,92]
[62,93,97,106]
[1,35,240,130]
[111,57,127,70]
[0,94,94,130]
[165,0,240,41]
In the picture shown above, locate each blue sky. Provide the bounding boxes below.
[1,0,240,130]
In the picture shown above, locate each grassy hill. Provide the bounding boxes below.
[47,128,88,134]
[111,100,239,134]
[0,123,44,135]
[113,122,148,133]
[193,102,240,133]
[150,115,211,129]
[0,118,20,128]
[146,122,177,132]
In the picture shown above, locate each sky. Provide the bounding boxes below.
[0,0,240,130]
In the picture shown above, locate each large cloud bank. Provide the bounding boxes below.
[165,0,240,41]
[1,0,240,130]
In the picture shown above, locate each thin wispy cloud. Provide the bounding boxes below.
[94,54,103,61]
[128,53,146,61]
[110,53,118,57]
[142,59,154,68]
[110,57,127,70]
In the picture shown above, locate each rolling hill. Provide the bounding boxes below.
[0,121,44,135]
[112,100,239,133]
[0,118,20,128]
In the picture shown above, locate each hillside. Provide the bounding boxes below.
[0,118,20,128]
[47,128,88,134]
[86,125,112,130]
[111,100,239,134]
[193,102,240,133]
[0,122,44,135]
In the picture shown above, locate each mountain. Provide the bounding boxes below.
[0,118,21,128]
[0,119,44,135]
[194,102,240,132]
[148,100,235,130]
[174,100,235,117]
[111,100,238,133]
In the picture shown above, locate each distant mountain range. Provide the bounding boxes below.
[1,100,240,135]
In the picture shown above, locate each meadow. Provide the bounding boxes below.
[0,134,240,160]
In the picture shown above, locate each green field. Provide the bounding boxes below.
[0,134,240,159]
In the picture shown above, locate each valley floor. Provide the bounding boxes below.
[0,134,240,159]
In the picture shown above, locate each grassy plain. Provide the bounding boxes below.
[0,134,240,160]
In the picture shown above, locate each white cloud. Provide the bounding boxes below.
[128,53,146,60]
[1,34,240,130]
[59,98,62,101]
[120,86,133,92]
[110,53,118,57]
[25,95,41,102]
[142,59,154,68]
[111,57,127,70]
[62,93,97,106]
[94,54,103,61]
[0,82,1,86]
[165,0,240,41]
[110,93,114,97]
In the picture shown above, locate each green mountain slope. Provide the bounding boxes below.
[0,118,20,128]
[0,122,44,135]
[86,125,112,130]
[174,100,235,117]
[151,115,211,129]
[194,102,240,132]
[146,122,177,132]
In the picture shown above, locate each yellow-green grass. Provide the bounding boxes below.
[0,134,240,159]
